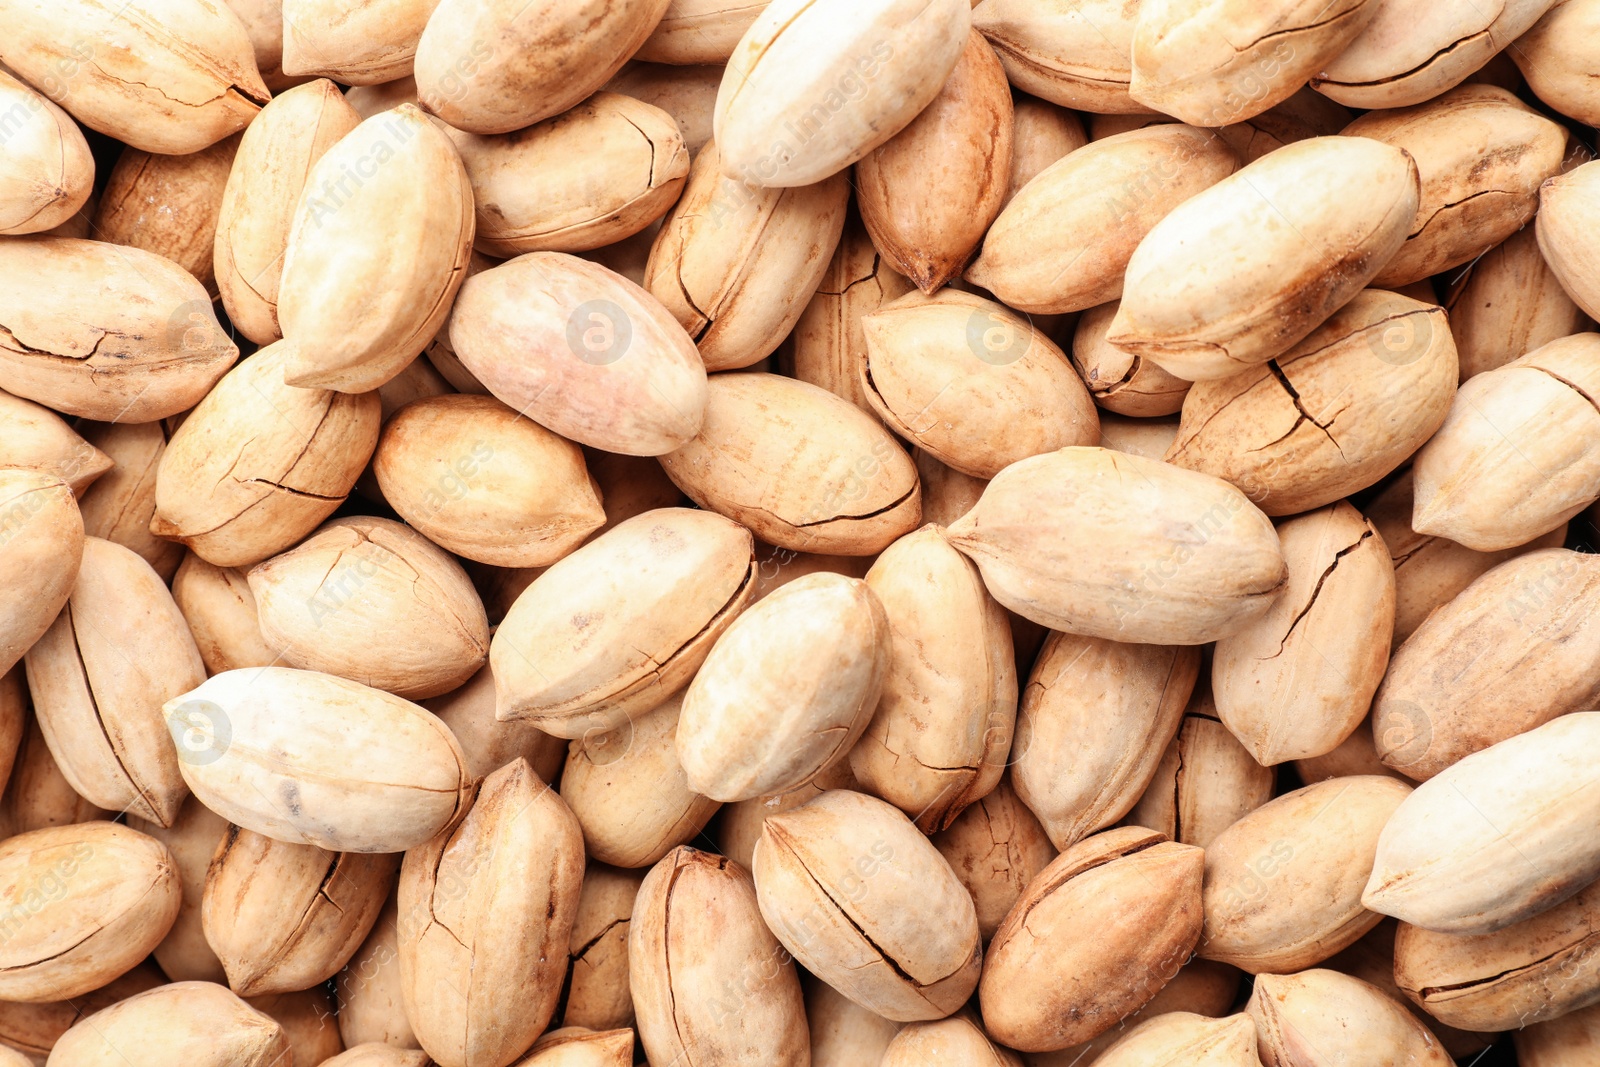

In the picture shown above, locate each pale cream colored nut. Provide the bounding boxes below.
[127,796,227,984]
[1395,878,1600,1033]
[163,666,471,853]
[1033,958,1243,1065]
[204,825,397,997]
[562,693,720,868]
[1108,137,1419,381]
[423,666,566,784]
[631,848,808,1066]
[583,450,687,534]
[856,30,1013,293]
[1445,225,1589,380]
[636,0,766,62]
[48,982,289,1067]
[492,507,755,737]
[1365,713,1600,934]
[1214,86,1354,163]
[1373,548,1600,781]
[1096,412,1180,460]
[248,516,489,700]
[979,826,1205,1052]
[714,0,971,187]
[562,864,645,1031]
[277,104,473,393]
[0,389,110,495]
[415,0,669,134]
[944,446,1286,644]
[646,139,848,371]
[0,68,93,236]
[807,979,902,1067]
[1093,1012,1259,1067]
[1126,688,1275,850]
[851,526,1015,832]
[0,717,110,841]
[325,1045,432,1067]
[345,75,419,118]
[1537,159,1600,321]
[972,0,1143,113]
[450,251,708,456]
[658,372,922,554]
[335,897,419,1051]
[372,355,452,426]
[246,988,344,1067]
[881,1012,1019,1066]
[1199,775,1411,973]
[1164,290,1457,516]
[77,421,183,580]
[1510,0,1600,127]
[930,779,1055,942]
[517,1027,634,1066]
[602,63,722,158]
[1003,93,1086,205]
[1292,719,1400,782]
[1412,332,1600,550]
[1212,502,1394,766]
[712,759,859,871]
[1011,632,1198,851]
[1130,0,1378,126]
[399,759,584,1067]
[678,572,888,802]
[422,249,495,395]
[860,289,1099,479]
[215,78,362,346]
[968,124,1239,316]
[94,134,238,294]
[225,0,303,91]
[0,237,237,422]
[790,212,916,413]
[1516,1000,1600,1065]
[0,0,269,154]
[1345,84,1567,288]
[1071,301,1192,417]
[0,671,26,829]
[24,537,204,827]
[150,341,380,569]
[281,0,436,85]
[447,92,688,258]
[914,449,986,527]
[1247,969,1453,1066]
[753,789,981,1022]
[749,546,873,601]
[0,961,163,1061]
[170,553,279,675]
[1365,469,1567,649]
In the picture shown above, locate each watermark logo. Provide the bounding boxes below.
[966,307,1032,366]
[168,699,232,766]
[1365,310,1434,367]
[566,300,632,366]
[578,714,635,768]
[1374,698,1431,769]
[166,299,231,356]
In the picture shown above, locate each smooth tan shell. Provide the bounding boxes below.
[979,826,1205,1052]
[856,30,1013,292]
[1364,713,1600,934]
[1003,94,1085,206]
[517,1028,633,1067]
[0,822,180,1003]
[1212,503,1394,765]
[713,0,972,186]
[914,449,986,527]
[931,779,1056,942]
[1072,301,1192,417]
[969,125,1239,316]
[1213,86,1355,163]
[214,78,362,345]
[630,848,809,1066]
[711,758,859,871]
[399,759,584,1067]
[658,372,922,554]
[94,135,238,294]
[645,139,849,371]
[562,864,645,1032]
[0,238,237,423]
[860,289,1099,479]
[0,0,269,155]
[277,104,474,393]
[678,572,889,802]
[753,789,981,1022]
[48,981,289,1067]
[163,666,471,853]
[334,897,420,1050]
[423,665,565,784]
[248,516,489,700]
[414,0,671,134]
[1247,969,1453,1066]
[246,988,344,1067]
[448,92,688,258]
[76,421,182,580]
[450,251,708,456]
[602,63,722,158]
[1165,291,1458,516]
[1108,137,1419,381]
[944,447,1286,644]
[0,472,86,676]
[150,342,381,569]
[0,69,93,236]
[170,553,278,675]
[127,796,227,984]
[973,0,1142,112]
[1096,412,1181,461]
[204,826,397,997]
[224,0,303,91]
[1538,160,1600,321]
[636,0,767,62]
[1200,775,1411,973]
[1412,333,1600,550]
[1032,959,1243,1064]
[24,537,204,827]
[491,507,755,737]
[1011,633,1199,851]
[0,717,110,841]
[281,0,438,84]
[1512,0,1600,127]
[1093,1012,1259,1067]
[1345,84,1568,288]
[0,390,110,496]
[0,961,163,1061]
[880,1012,1019,1066]
[1517,1000,1600,1065]
[807,978,901,1067]
[1446,225,1590,380]
[0,670,27,822]
[1311,0,1510,109]
[324,1045,432,1067]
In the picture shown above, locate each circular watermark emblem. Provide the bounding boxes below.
[579,714,636,768]
[566,300,632,366]
[166,299,231,356]
[167,699,232,766]
[965,307,1032,366]
[1374,698,1432,770]
[1365,309,1434,367]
